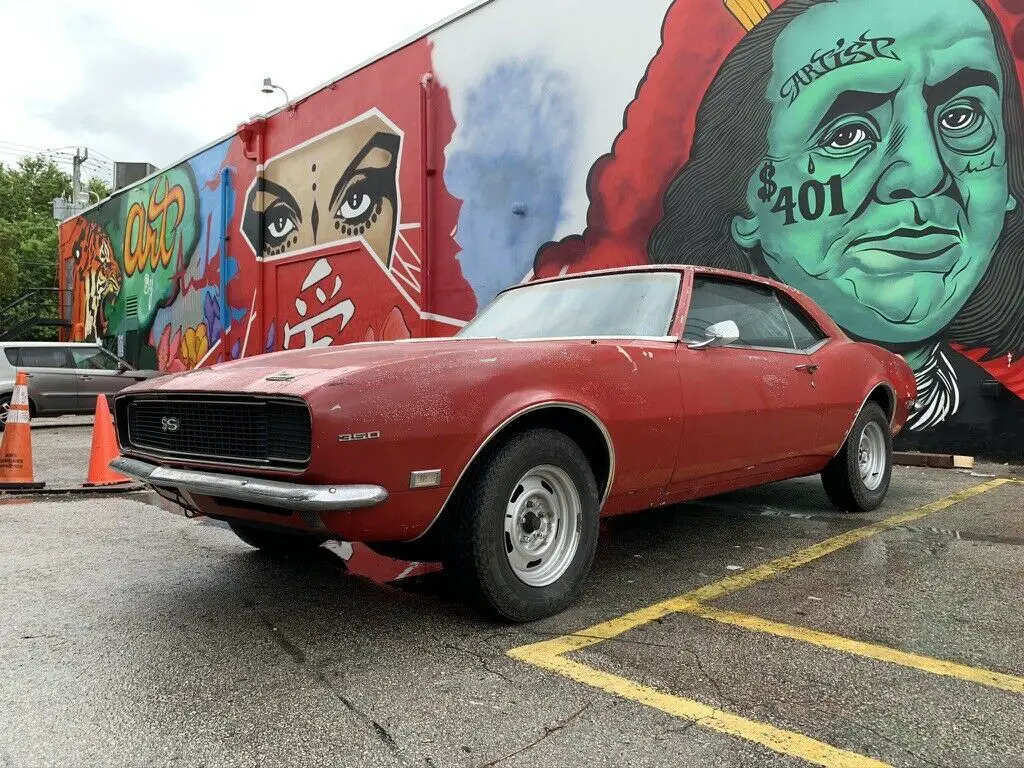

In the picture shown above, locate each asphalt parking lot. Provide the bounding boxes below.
[1,424,1022,767]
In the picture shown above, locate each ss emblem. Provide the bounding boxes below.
[161,417,180,433]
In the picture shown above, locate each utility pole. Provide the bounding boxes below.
[72,147,89,205]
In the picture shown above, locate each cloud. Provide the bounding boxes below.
[32,11,205,165]
[7,0,471,170]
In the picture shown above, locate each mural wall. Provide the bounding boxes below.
[59,0,1024,460]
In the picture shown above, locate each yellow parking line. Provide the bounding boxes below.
[520,478,1012,658]
[507,646,890,768]
[507,479,1014,767]
[680,603,1024,696]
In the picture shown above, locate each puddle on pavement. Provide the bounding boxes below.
[897,525,1024,547]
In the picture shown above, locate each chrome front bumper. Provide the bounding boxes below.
[110,456,388,513]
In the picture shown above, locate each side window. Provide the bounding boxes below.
[18,347,74,368]
[778,296,827,351]
[683,278,794,349]
[3,348,19,365]
[72,348,122,371]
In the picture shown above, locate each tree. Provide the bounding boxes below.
[0,156,71,222]
[88,176,112,203]
[0,156,74,338]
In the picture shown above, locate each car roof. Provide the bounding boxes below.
[500,263,846,339]
[512,263,793,294]
[0,341,105,348]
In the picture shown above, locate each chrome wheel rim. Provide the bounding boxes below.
[858,422,887,491]
[0,401,8,426]
[503,465,582,588]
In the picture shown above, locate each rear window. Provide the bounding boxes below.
[18,347,72,368]
[3,349,18,364]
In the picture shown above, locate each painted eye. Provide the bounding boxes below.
[267,215,294,238]
[74,247,81,260]
[823,124,872,150]
[264,201,297,246]
[940,105,979,133]
[339,189,372,220]
[938,99,994,155]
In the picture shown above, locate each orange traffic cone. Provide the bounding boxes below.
[85,394,131,487]
[0,371,45,490]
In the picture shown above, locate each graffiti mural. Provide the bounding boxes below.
[531,0,1024,459]
[57,0,1024,461]
[66,218,121,340]
[239,107,442,349]
[60,138,241,372]
[241,110,402,266]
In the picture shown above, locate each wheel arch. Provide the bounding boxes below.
[831,381,897,460]
[410,401,615,545]
[867,382,896,425]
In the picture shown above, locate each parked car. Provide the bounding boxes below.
[110,266,918,621]
[0,342,163,429]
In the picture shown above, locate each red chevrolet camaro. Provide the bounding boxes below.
[112,266,918,621]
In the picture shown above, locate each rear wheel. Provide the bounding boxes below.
[228,521,326,555]
[0,394,9,431]
[821,401,892,512]
[443,428,600,622]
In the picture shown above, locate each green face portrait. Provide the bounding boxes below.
[731,0,1016,344]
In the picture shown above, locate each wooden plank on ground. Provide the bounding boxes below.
[894,452,975,469]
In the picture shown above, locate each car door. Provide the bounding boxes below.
[670,277,825,490]
[15,346,79,414]
[71,347,142,412]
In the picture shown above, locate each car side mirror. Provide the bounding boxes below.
[687,320,740,350]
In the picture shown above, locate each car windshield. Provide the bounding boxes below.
[457,272,681,341]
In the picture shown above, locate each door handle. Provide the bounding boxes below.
[78,375,91,380]
[795,363,819,373]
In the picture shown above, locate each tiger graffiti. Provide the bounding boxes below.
[66,218,122,340]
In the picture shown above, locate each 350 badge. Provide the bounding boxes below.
[338,431,382,442]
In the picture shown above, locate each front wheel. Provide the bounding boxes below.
[228,521,326,555]
[443,428,600,622]
[821,401,892,512]
[0,394,9,431]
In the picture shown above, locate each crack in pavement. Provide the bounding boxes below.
[521,628,678,650]
[839,716,947,768]
[474,700,594,768]
[789,698,947,768]
[241,598,406,763]
[679,643,740,710]
[434,635,515,686]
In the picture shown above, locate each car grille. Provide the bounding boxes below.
[117,395,311,471]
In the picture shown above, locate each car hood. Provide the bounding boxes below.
[119,338,519,398]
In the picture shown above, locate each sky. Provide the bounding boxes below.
[0,0,471,182]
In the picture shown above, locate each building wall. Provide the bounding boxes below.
[59,0,1024,460]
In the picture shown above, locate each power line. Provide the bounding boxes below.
[0,139,48,153]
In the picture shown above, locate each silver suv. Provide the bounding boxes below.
[0,342,163,429]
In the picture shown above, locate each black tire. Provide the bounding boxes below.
[228,521,326,555]
[0,394,9,432]
[821,401,892,512]
[442,427,600,623]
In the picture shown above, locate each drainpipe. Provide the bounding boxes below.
[419,73,434,337]
[238,116,267,355]
[218,166,230,357]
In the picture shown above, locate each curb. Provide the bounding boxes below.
[0,482,147,499]
[26,422,95,432]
